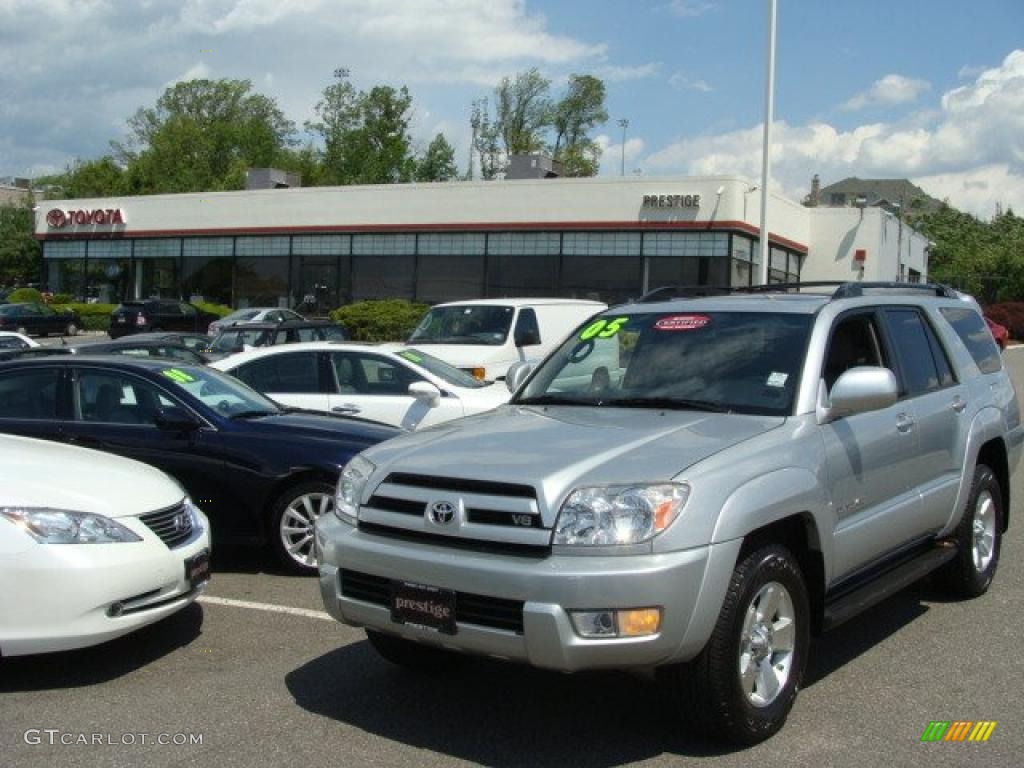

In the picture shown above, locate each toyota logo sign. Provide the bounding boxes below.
[45,209,67,228]
[45,207,125,228]
[427,500,456,526]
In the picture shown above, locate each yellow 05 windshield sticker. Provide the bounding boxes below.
[578,317,629,341]
[161,368,196,384]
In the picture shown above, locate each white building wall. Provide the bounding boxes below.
[802,208,928,283]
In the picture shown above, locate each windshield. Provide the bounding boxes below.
[221,309,260,324]
[157,364,281,416]
[515,311,812,416]
[210,327,274,352]
[409,305,515,345]
[396,348,487,388]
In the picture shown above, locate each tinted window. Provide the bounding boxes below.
[331,353,420,396]
[236,353,320,394]
[179,303,197,317]
[514,308,541,345]
[0,337,29,350]
[824,313,887,391]
[0,368,60,419]
[940,307,1002,374]
[884,310,946,396]
[74,370,175,425]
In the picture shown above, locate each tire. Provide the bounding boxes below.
[659,544,810,745]
[366,630,464,673]
[269,480,335,574]
[64,322,78,337]
[937,464,1003,598]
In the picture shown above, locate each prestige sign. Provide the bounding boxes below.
[642,194,701,209]
[46,208,126,229]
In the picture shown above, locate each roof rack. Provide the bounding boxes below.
[633,281,960,304]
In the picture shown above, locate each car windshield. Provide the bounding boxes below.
[221,309,261,324]
[396,348,487,388]
[210,328,274,352]
[515,311,812,417]
[0,337,27,350]
[408,305,515,345]
[157,364,281,416]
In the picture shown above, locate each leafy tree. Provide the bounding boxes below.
[0,198,41,285]
[495,68,552,156]
[552,75,608,177]
[307,70,415,185]
[415,134,458,181]
[470,97,502,180]
[43,157,126,199]
[113,78,296,193]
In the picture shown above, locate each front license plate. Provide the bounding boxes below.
[391,580,456,635]
[185,550,211,589]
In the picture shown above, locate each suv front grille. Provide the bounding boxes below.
[340,569,525,634]
[138,502,193,549]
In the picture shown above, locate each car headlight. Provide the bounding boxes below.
[0,507,143,544]
[553,484,690,546]
[335,454,376,524]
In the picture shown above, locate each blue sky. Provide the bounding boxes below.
[2,0,1022,216]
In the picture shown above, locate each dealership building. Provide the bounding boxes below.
[34,175,929,312]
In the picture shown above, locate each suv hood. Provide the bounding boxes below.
[362,404,784,523]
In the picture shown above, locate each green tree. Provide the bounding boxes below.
[415,133,458,181]
[44,157,126,199]
[307,70,415,185]
[114,78,296,193]
[470,97,502,180]
[0,198,42,285]
[495,68,552,156]
[552,74,608,177]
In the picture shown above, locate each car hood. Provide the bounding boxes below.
[238,410,402,445]
[0,435,184,518]
[362,404,785,524]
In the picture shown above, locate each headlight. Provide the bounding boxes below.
[0,507,142,544]
[553,484,690,546]
[335,454,376,524]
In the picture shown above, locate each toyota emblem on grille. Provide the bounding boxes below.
[173,512,188,533]
[428,501,456,525]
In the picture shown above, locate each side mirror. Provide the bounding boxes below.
[408,381,441,407]
[817,366,898,424]
[506,361,534,393]
[154,406,201,432]
[514,328,541,347]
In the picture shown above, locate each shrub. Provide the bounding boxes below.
[6,287,42,303]
[330,299,429,342]
[193,301,233,318]
[53,303,117,332]
[984,302,1024,340]
[48,292,74,305]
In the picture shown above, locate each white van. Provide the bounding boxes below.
[407,298,607,381]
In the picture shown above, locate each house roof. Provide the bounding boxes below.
[810,177,944,214]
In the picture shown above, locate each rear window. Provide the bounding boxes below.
[940,307,1001,374]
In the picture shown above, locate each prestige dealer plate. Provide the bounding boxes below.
[391,580,456,635]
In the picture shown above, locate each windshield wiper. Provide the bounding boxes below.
[602,397,730,413]
[514,394,591,407]
[229,409,279,419]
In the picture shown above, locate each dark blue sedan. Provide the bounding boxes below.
[0,356,400,573]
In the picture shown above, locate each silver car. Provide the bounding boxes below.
[316,282,1021,744]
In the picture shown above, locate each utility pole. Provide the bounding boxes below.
[618,118,629,177]
[758,0,777,285]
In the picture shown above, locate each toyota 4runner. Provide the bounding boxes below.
[315,282,1021,744]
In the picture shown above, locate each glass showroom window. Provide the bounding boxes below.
[134,239,181,300]
[351,234,415,301]
[86,240,131,303]
[183,238,233,305]
[731,235,754,288]
[44,241,86,299]
[486,232,559,297]
[234,237,289,308]
[769,247,788,284]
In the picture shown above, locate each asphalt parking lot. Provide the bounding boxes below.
[2,349,1023,768]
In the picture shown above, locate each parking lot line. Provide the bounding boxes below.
[198,595,334,621]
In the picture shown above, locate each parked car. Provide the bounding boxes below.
[985,316,1009,349]
[109,300,220,339]
[317,282,1020,745]
[0,432,211,656]
[75,333,212,365]
[0,302,80,337]
[205,319,348,361]
[0,356,399,573]
[0,347,74,363]
[407,298,606,381]
[0,331,39,351]
[207,307,305,337]
[212,342,510,430]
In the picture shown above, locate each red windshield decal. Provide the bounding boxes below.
[654,314,710,331]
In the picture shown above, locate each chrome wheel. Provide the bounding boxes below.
[279,490,333,568]
[972,489,996,573]
[739,581,796,708]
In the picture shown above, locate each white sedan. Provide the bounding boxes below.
[212,342,511,430]
[0,434,211,656]
[0,331,39,351]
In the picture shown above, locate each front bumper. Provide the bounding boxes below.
[316,514,741,672]
[0,509,211,656]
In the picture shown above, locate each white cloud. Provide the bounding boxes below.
[664,1,715,17]
[596,134,646,174]
[840,74,931,111]
[644,50,1024,217]
[668,72,712,92]
[594,63,660,82]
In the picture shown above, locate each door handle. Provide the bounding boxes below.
[895,413,915,433]
[951,396,967,413]
[332,404,361,414]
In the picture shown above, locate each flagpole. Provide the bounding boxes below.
[759,0,777,285]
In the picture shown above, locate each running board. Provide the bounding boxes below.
[822,544,958,631]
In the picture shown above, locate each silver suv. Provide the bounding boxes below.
[315,282,1021,744]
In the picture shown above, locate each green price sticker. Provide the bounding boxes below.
[579,317,629,341]
[399,351,423,363]
[161,368,196,384]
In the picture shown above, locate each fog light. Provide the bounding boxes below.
[618,608,661,637]
[107,602,125,618]
[570,611,617,638]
